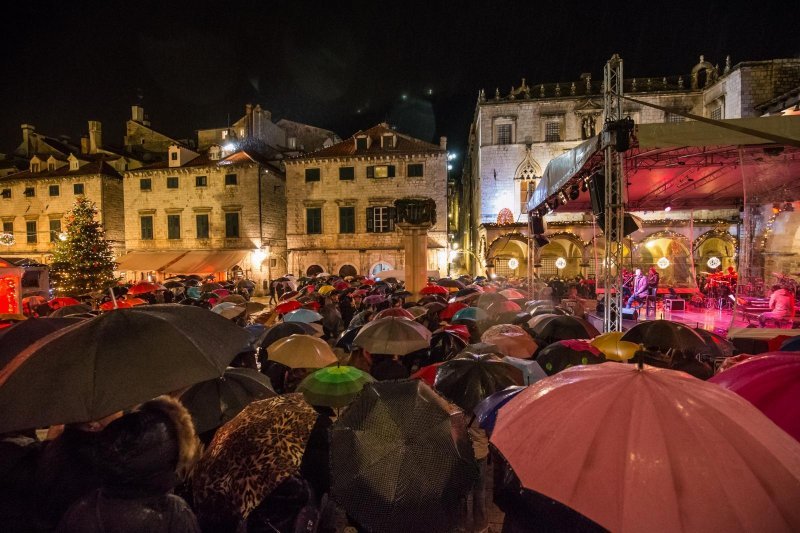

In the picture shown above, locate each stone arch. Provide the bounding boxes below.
[369,261,393,277]
[488,236,528,278]
[306,264,324,277]
[691,55,717,89]
[635,230,694,288]
[338,264,358,278]
[693,230,736,271]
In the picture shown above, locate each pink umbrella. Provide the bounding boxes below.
[481,324,537,358]
[710,352,800,441]
[212,289,231,298]
[485,299,522,317]
[373,307,415,320]
[499,288,526,299]
[492,363,800,532]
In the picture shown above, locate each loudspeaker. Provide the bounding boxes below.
[529,216,546,235]
[588,172,605,217]
[664,298,684,311]
[596,213,642,237]
[621,308,639,320]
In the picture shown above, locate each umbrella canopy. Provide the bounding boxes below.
[47,296,81,309]
[127,281,164,296]
[693,328,736,357]
[221,294,247,305]
[331,380,478,533]
[405,306,428,320]
[274,300,302,315]
[99,300,133,311]
[481,324,538,358]
[267,334,337,369]
[420,284,449,295]
[536,339,606,376]
[0,305,252,433]
[486,299,522,317]
[363,294,387,305]
[283,308,323,323]
[261,322,317,350]
[201,282,224,293]
[192,393,317,521]
[335,326,362,352]
[475,292,507,309]
[590,331,639,362]
[437,278,466,290]
[434,353,523,412]
[353,316,432,355]
[0,317,84,370]
[297,365,375,408]
[529,315,600,342]
[423,301,447,314]
[499,288,526,299]
[180,367,276,434]
[123,297,148,307]
[211,302,246,320]
[318,285,335,295]
[452,307,488,322]
[492,363,800,532]
[473,385,526,436]
[620,320,709,355]
[411,362,444,386]
[501,356,548,385]
[781,337,800,352]
[439,302,468,320]
[235,279,256,290]
[48,304,93,318]
[373,307,415,320]
[710,352,800,441]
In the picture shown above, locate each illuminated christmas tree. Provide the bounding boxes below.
[50,197,118,296]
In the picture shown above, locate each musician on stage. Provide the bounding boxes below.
[626,268,648,307]
[621,268,633,300]
[647,266,660,297]
[726,266,738,293]
[759,284,796,327]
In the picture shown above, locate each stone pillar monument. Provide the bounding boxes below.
[394,198,437,299]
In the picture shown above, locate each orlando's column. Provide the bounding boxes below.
[394,198,436,300]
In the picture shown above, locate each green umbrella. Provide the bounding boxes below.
[297,365,375,408]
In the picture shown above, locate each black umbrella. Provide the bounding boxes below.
[693,328,735,358]
[454,288,480,298]
[336,326,362,352]
[437,278,466,290]
[0,317,84,369]
[163,280,185,289]
[184,279,201,287]
[458,342,503,357]
[48,304,93,317]
[235,279,256,290]
[529,315,600,343]
[434,353,523,412]
[0,305,252,433]
[261,322,316,351]
[331,380,478,533]
[621,320,709,355]
[424,301,448,313]
[180,367,276,434]
[186,274,203,281]
[535,339,606,376]
[427,330,469,363]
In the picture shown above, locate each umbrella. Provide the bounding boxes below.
[280,290,299,301]
[221,294,247,305]
[283,308,323,323]
[331,380,478,533]
[437,278,466,289]
[267,334,337,369]
[211,302,246,320]
[123,297,148,307]
[163,280,185,289]
[481,324,538,358]
[201,282,224,293]
[620,320,709,355]
[473,385,526,435]
[693,328,736,357]
[47,296,81,309]
[499,289,526,299]
[486,299,522,317]
[274,300,302,315]
[297,365,375,408]
[475,292,507,309]
[336,326,362,352]
[427,330,469,362]
[405,306,427,320]
[536,339,606,375]
[411,362,444,386]
[363,294,387,305]
[212,289,231,298]
[186,274,203,281]
[434,353,523,412]
[452,307,488,322]
[192,394,317,522]
[781,337,800,352]
[318,285,335,296]
[440,302,468,320]
[420,284,449,295]
[528,315,600,342]
[589,331,639,362]
[0,317,84,370]
[710,352,800,441]
[353,316,432,355]
[373,307,415,320]
[235,279,256,290]
[48,304,93,318]
[334,281,350,291]
[99,300,133,310]
[491,363,800,532]
[501,356,548,385]
[261,322,318,350]
[0,305,252,433]
[423,301,447,313]
[180,367,276,434]
[360,279,376,286]
[127,281,164,296]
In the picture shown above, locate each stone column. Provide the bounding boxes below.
[397,222,432,299]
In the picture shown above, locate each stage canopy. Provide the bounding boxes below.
[528,115,800,213]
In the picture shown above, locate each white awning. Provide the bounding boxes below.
[528,135,601,213]
[116,251,188,272]
[165,250,250,274]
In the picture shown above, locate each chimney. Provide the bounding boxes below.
[245,104,253,138]
[81,135,90,154]
[88,121,102,153]
[21,124,35,156]
[131,105,144,123]
[439,136,447,150]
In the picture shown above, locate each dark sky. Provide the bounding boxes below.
[2,0,797,161]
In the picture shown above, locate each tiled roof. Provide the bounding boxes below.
[0,159,122,182]
[293,123,443,160]
[131,150,283,175]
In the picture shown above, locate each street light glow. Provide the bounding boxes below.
[448,153,457,161]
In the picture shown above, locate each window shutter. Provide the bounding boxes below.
[387,165,395,178]
[366,166,374,178]
[366,207,374,232]
[388,207,396,231]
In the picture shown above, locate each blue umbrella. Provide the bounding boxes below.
[284,308,324,323]
[452,307,488,322]
[780,336,800,352]
[473,385,526,436]
[501,357,547,385]
[186,286,202,299]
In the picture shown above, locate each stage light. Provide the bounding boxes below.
[664,204,672,212]
[657,257,670,269]
[555,257,567,269]
[569,184,580,201]
[508,258,519,270]
[558,191,568,205]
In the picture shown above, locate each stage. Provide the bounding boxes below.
[587,305,751,336]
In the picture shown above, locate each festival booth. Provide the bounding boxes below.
[0,258,24,315]
[528,115,800,337]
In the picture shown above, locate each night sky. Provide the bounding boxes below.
[2,1,797,161]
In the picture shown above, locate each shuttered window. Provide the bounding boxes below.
[366,206,395,233]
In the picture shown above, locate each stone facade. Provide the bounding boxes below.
[285,124,448,278]
[458,56,800,276]
[121,148,286,290]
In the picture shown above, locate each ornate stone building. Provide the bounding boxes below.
[284,124,448,278]
[457,56,800,283]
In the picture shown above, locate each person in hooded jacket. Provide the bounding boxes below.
[56,396,201,533]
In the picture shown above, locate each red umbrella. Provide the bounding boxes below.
[334,281,350,291]
[440,302,468,321]
[373,307,415,320]
[351,289,368,297]
[411,362,444,386]
[48,297,81,309]
[486,300,522,317]
[303,301,321,311]
[127,281,164,296]
[443,325,471,343]
[360,279,376,286]
[124,297,149,307]
[274,300,302,314]
[99,300,132,311]
[420,284,449,295]
[279,291,299,301]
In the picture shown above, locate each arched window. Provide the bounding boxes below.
[370,262,392,277]
[339,264,358,277]
[306,264,324,277]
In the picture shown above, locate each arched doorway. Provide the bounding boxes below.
[636,232,693,288]
[370,262,392,277]
[538,233,584,280]
[694,231,736,272]
[339,264,358,278]
[488,235,528,279]
[306,264,324,277]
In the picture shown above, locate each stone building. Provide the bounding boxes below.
[284,123,448,278]
[118,144,285,291]
[457,56,800,281]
